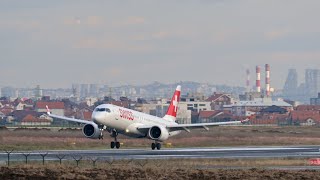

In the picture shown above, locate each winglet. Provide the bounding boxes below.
[241,115,254,124]
[46,105,51,115]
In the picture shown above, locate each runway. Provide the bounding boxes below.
[1,146,320,162]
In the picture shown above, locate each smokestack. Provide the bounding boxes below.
[265,64,270,97]
[256,66,261,92]
[246,69,250,92]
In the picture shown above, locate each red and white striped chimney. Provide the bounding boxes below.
[246,69,250,92]
[256,66,261,92]
[265,64,270,97]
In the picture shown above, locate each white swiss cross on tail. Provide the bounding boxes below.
[163,85,181,121]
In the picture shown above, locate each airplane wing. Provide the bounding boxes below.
[46,106,94,125]
[166,120,248,132]
[137,119,249,133]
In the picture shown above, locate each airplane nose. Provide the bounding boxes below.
[92,112,104,124]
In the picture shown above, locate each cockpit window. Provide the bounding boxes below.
[95,108,111,113]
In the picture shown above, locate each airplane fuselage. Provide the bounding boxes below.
[92,104,181,138]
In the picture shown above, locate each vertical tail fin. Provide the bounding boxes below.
[163,85,181,121]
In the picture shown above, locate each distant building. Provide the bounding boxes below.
[85,97,98,107]
[260,105,288,114]
[64,108,92,121]
[35,101,65,116]
[176,103,191,124]
[305,69,320,96]
[290,105,320,126]
[283,69,298,97]
[80,84,89,98]
[310,93,320,105]
[283,99,300,107]
[6,110,52,125]
[109,101,131,109]
[180,93,206,102]
[89,84,99,97]
[1,87,18,99]
[251,114,289,125]
[239,92,262,101]
[179,101,211,113]
[295,105,320,111]
[20,114,51,126]
[34,85,43,100]
[206,92,233,110]
[290,110,320,126]
[227,98,293,116]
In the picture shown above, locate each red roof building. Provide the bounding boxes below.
[295,105,320,111]
[36,101,65,109]
[206,93,233,110]
[35,101,65,116]
[21,114,51,126]
[251,114,288,125]
[290,111,320,126]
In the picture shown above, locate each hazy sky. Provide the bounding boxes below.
[0,0,320,89]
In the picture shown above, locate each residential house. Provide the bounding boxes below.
[251,114,289,125]
[7,110,52,125]
[35,101,65,116]
[295,105,320,111]
[290,111,320,126]
[65,108,93,121]
[290,105,320,126]
[21,114,51,126]
[206,92,233,110]
[13,98,33,110]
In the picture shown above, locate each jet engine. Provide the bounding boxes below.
[82,123,101,139]
[148,126,169,142]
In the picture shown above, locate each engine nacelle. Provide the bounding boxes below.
[82,123,101,139]
[148,126,169,142]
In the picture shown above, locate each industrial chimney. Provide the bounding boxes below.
[265,64,270,97]
[246,69,250,92]
[256,66,261,93]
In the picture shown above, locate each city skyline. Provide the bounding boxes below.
[1,1,320,88]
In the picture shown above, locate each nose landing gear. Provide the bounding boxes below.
[98,125,105,140]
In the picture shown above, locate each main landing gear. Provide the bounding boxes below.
[151,141,161,150]
[110,129,120,149]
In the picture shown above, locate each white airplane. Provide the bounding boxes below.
[47,85,248,150]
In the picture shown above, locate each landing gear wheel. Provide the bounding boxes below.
[116,142,120,149]
[110,129,120,149]
[111,141,115,149]
[156,143,161,150]
[151,143,156,150]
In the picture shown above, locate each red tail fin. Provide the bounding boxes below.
[163,85,181,121]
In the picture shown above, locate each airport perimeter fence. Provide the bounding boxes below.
[0,150,151,169]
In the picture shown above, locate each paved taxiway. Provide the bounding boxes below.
[1,146,320,162]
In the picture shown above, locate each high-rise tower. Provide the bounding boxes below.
[283,69,298,97]
[305,69,320,96]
